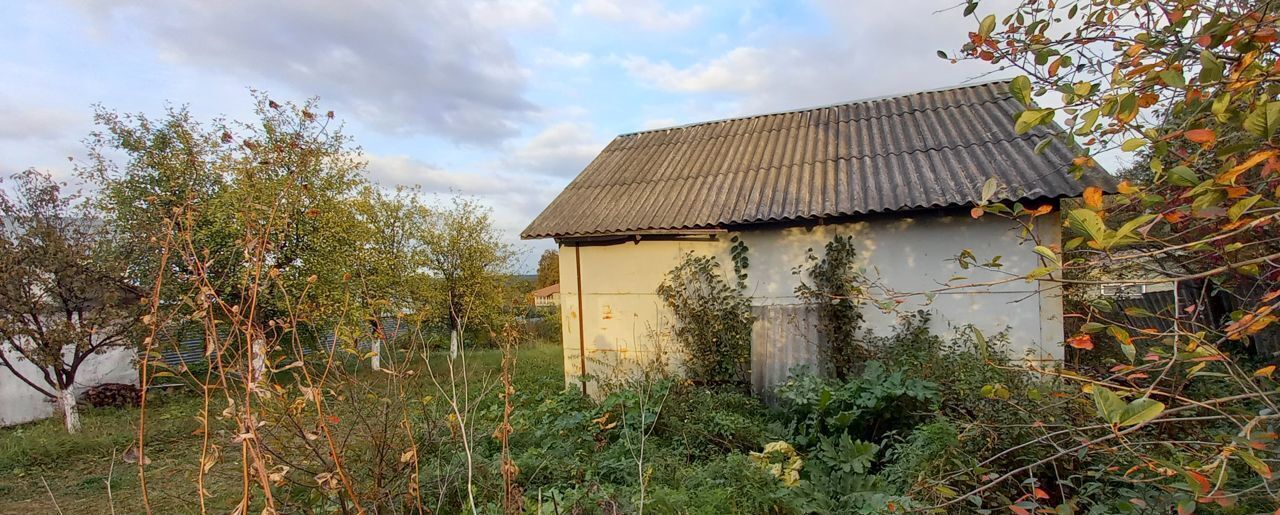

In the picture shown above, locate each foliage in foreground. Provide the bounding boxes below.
[940,0,1280,510]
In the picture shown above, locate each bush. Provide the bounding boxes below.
[795,235,871,379]
[775,361,939,446]
[645,454,795,514]
[656,252,752,385]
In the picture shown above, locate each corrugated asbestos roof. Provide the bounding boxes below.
[522,80,1114,240]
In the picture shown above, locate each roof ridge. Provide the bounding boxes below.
[566,133,1055,191]
[606,96,1014,153]
[618,78,1015,138]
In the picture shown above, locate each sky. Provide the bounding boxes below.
[0,0,1024,272]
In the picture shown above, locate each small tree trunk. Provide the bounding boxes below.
[59,387,81,433]
[371,340,382,370]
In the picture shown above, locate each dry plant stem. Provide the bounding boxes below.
[106,448,117,515]
[274,271,365,512]
[135,215,176,515]
[41,476,64,515]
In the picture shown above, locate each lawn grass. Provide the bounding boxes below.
[0,342,564,514]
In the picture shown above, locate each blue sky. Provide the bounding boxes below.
[0,0,1018,271]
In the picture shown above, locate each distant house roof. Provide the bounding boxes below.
[522,80,1114,240]
[531,283,560,298]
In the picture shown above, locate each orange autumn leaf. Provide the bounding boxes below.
[971,206,985,219]
[1217,150,1277,185]
[1255,365,1277,378]
[1027,204,1053,216]
[1184,128,1217,144]
[1083,186,1104,208]
[1117,180,1138,194]
[1163,210,1187,223]
[1034,487,1051,499]
[1067,334,1094,350]
[1186,470,1211,494]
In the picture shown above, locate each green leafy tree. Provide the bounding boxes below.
[0,170,142,433]
[535,249,559,288]
[420,197,514,357]
[83,93,376,331]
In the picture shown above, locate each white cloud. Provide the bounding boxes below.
[69,0,539,143]
[533,48,593,68]
[503,121,608,177]
[622,47,770,94]
[468,0,557,29]
[572,0,704,31]
[0,102,81,141]
[364,153,565,265]
[621,0,1022,117]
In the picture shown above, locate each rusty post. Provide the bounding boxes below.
[574,243,587,395]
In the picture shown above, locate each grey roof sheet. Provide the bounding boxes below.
[522,80,1114,239]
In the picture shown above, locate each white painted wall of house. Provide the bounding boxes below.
[556,208,1063,393]
[0,346,138,427]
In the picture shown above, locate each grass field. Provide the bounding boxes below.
[0,342,564,514]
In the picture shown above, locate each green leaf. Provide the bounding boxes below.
[936,50,948,59]
[1009,76,1033,106]
[1066,208,1108,246]
[1081,322,1106,333]
[1120,138,1147,151]
[1027,266,1054,281]
[1158,70,1186,88]
[1228,195,1262,222]
[1117,397,1164,427]
[1015,109,1054,134]
[1034,137,1054,154]
[1074,108,1100,135]
[1238,449,1273,479]
[980,177,999,202]
[1120,340,1136,362]
[1033,245,1058,264]
[978,14,996,37]
[1199,50,1224,83]
[1243,101,1280,138]
[1092,387,1126,425]
[1167,166,1199,187]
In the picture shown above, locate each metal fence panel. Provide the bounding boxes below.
[750,304,821,398]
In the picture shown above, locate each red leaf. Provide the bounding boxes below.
[971,206,985,219]
[1010,505,1031,515]
[1184,129,1216,144]
[1034,487,1050,500]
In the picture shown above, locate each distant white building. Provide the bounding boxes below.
[531,283,560,307]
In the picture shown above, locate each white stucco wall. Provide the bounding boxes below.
[558,208,1063,392]
[0,346,138,426]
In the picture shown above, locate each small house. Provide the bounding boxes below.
[531,283,561,307]
[522,80,1112,393]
